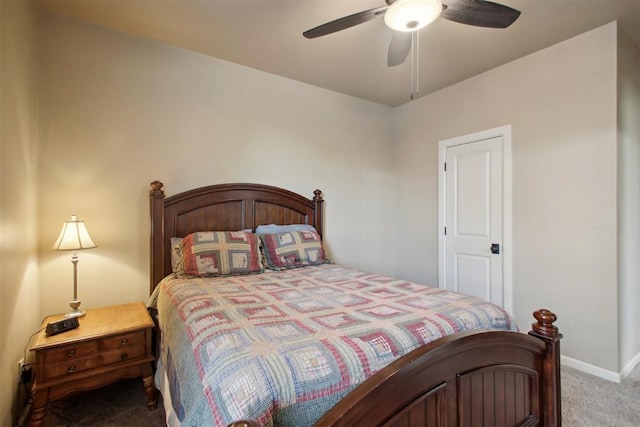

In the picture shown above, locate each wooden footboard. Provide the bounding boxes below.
[229,309,562,427]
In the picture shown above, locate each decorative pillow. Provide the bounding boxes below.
[255,223,317,234]
[170,237,183,273]
[170,229,254,273]
[259,230,327,270]
[177,231,262,277]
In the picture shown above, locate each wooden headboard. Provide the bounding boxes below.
[149,181,324,294]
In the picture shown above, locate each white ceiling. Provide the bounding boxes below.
[36,0,640,107]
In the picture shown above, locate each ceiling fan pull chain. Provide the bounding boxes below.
[410,31,419,100]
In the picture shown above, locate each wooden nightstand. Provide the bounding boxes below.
[29,302,157,427]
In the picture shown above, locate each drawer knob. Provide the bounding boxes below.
[121,339,128,345]
[121,353,128,360]
[68,349,76,357]
[68,365,76,373]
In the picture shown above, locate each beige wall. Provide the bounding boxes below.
[393,23,621,371]
[0,0,40,424]
[617,28,640,372]
[37,12,396,318]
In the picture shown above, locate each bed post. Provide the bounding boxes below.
[149,181,165,295]
[313,189,324,238]
[528,309,562,427]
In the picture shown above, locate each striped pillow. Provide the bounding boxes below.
[177,231,262,277]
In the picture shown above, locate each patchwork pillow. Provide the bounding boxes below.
[170,229,254,273]
[177,231,262,277]
[170,237,184,273]
[259,230,327,270]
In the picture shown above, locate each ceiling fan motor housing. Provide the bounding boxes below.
[384,0,443,32]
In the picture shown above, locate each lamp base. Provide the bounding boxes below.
[65,299,86,318]
[65,309,86,318]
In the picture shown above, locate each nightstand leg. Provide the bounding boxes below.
[29,389,47,427]
[143,372,157,410]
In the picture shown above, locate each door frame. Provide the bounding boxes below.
[438,125,513,314]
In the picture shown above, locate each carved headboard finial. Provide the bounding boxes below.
[531,309,559,338]
[150,180,164,196]
[313,189,323,203]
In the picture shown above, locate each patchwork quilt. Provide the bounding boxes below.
[149,264,517,427]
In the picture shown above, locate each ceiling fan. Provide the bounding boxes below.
[303,0,521,67]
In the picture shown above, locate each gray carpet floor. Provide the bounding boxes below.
[39,378,166,427]
[562,364,640,426]
[36,364,639,426]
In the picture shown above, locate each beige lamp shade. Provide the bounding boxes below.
[52,215,97,251]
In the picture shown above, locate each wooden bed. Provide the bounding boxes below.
[149,180,562,427]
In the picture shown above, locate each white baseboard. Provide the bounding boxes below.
[15,402,32,427]
[561,355,621,383]
[561,351,640,384]
[620,351,640,378]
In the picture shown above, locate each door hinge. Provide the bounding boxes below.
[444,162,447,172]
[444,226,447,235]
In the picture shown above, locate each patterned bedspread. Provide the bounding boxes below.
[149,264,517,427]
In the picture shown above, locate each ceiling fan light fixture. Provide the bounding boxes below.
[384,0,443,32]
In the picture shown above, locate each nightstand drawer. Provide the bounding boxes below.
[102,331,146,350]
[46,355,100,380]
[45,341,99,364]
[102,345,146,365]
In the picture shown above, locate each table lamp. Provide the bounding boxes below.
[52,215,97,317]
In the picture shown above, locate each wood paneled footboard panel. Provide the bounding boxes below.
[457,365,539,427]
[379,364,540,427]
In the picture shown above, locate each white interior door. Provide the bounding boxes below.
[438,127,511,311]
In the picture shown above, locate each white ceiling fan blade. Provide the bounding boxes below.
[387,31,412,66]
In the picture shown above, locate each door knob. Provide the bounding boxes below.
[491,243,500,254]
